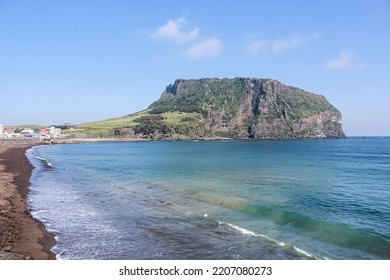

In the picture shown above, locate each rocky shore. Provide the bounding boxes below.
[0,139,55,260]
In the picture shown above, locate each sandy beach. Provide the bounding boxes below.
[0,139,55,260]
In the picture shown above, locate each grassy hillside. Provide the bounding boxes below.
[74,110,203,139]
[74,110,148,134]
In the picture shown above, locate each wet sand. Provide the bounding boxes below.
[0,141,55,260]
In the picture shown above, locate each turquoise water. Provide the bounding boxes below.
[26,138,390,259]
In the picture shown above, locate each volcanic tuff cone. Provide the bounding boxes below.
[148,78,345,139]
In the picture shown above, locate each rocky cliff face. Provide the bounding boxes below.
[149,78,345,139]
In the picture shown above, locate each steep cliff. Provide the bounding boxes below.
[148,78,345,139]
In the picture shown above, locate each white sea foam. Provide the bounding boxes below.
[218,221,321,259]
[31,209,49,216]
[293,246,314,258]
[35,156,53,168]
[218,221,286,247]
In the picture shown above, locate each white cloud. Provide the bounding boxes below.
[183,37,223,58]
[326,51,366,70]
[248,33,319,54]
[247,40,269,54]
[152,17,223,59]
[152,17,199,42]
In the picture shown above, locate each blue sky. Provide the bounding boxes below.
[0,0,389,135]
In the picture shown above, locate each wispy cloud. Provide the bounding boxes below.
[152,17,223,59]
[326,51,366,70]
[152,17,199,42]
[248,33,319,54]
[183,37,223,59]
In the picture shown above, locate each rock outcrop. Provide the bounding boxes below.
[149,78,345,139]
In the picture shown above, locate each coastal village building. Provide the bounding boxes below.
[0,124,3,135]
[19,128,34,135]
[4,127,14,134]
[0,127,16,138]
[47,126,62,136]
[39,127,50,135]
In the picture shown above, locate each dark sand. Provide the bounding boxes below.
[0,141,55,260]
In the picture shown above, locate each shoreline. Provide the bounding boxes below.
[0,140,55,260]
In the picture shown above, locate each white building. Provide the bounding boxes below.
[20,128,34,134]
[0,124,3,135]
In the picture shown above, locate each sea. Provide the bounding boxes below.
[25,138,390,260]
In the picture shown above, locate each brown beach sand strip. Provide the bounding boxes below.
[0,143,55,260]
